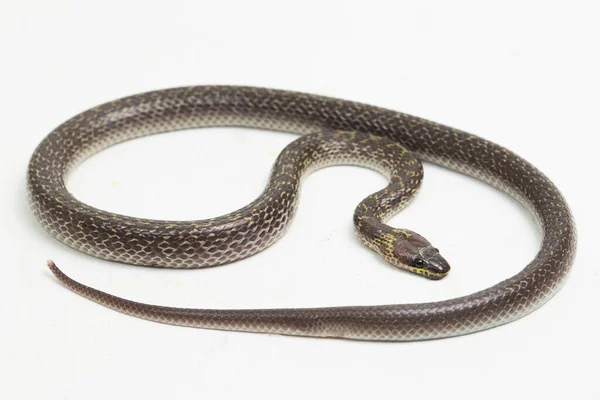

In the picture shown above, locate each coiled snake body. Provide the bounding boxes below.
[28,86,576,341]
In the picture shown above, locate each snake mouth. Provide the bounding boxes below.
[419,268,450,280]
[404,265,450,280]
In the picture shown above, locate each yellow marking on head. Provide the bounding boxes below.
[392,229,412,238]
[371,233,399,260]
[405,265,449,279]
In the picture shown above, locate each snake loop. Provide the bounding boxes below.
[28,86,576,341]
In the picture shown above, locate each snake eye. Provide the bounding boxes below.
[414,258,425,268]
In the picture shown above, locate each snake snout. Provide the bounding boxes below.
[419,247,451,279]
[427,255,451,275]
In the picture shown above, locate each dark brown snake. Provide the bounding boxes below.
[28,86,577,341]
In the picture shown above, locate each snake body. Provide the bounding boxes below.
[28,86,576,341]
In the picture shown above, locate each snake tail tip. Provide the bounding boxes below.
[47,260,62,277]
[46,260,71,285]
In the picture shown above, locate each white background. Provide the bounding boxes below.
[2,1,598,399]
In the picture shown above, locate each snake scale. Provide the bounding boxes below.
[28,86,576,341]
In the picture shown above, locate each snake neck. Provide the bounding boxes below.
[351,165,422,266]
[355,215,399,263]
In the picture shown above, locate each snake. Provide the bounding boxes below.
[28,86,576,341]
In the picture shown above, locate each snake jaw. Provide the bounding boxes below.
[410,262,451,280]
[400,258,451,280]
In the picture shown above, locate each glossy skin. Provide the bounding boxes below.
[30,86,576,341]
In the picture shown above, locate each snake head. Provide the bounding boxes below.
[391,230,451,280]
